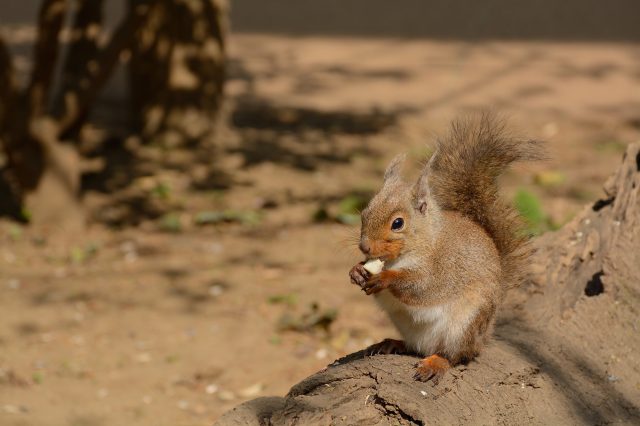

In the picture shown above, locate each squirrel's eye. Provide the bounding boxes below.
[391,217,404,231]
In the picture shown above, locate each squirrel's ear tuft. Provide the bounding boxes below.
[383,153,406,183]
[413,148,439,214]
[414,169,430,214]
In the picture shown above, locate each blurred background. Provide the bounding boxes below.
[0,1,638,425]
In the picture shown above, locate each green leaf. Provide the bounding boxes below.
[336,213,360,225]
[150,182,171,200]
[514,189,547,235]
[533,171,566,188]
[338,195,367,215]
[267,293,298,306]
[159,213,182,233]
[194,210,262,226]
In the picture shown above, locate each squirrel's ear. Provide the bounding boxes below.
[414,151,437,215]
[414,170,430,214]
[383,153,406,183]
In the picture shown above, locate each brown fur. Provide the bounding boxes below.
[351,114,543,383]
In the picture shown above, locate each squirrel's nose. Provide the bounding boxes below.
[359,239,371,254]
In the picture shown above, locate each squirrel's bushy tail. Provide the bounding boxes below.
[427,113,544,288]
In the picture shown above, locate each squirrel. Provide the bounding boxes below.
[349,114,544,384]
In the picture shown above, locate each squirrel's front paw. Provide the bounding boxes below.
[362,273,391,295]
[349,262,370,287]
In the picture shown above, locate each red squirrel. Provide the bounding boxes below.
[349,114,543,384]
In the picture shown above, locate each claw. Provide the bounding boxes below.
[362,278,387,295]
[364,338,406,356]
[349,263,370,288]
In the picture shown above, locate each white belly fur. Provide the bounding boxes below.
[374,290,477,356]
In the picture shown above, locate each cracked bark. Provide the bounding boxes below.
[217,143,640,425]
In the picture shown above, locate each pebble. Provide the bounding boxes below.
[205,384,219,394]
[3,404,27,414]
[315,348,328,359]
[209,285,224,297]
[239,383,264,398]
[207,243,224,254]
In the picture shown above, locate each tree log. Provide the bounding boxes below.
[218,143,640,425]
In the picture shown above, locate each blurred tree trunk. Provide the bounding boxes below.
[56,0,104,140]
[1,0,226,230]
[0,36,15,146]
[0,0,149,231]
[129,0,227,146]
[1,0,66,194]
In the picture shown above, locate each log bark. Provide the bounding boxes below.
[218,143,640,425]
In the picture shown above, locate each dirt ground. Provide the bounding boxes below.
[1,35,640,426]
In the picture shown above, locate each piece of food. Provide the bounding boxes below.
[363,259,385,275]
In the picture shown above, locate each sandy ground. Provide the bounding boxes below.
[1,35,639,425]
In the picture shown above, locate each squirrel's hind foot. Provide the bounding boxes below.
[365,338,406,356]
[414,354,451,385]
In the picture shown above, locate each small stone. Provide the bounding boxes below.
[208,285,224,297]
[205,384,219,394]
[239,383,264,398]
[207,243,223,254]
[315,348,329,359]
[3,404,20,414]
